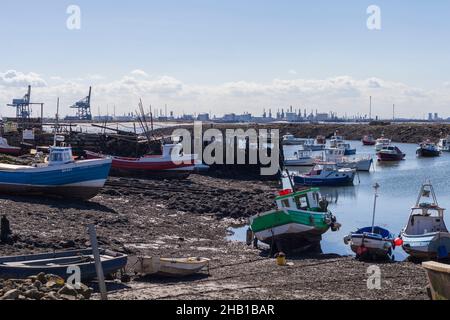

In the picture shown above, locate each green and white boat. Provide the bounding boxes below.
[249,184,341,252]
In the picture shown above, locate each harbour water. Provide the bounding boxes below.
[230,141,450,261]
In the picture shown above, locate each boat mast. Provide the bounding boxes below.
[53,98,60,147]
[371,182,380,234]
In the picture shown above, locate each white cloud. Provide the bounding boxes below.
[1,70,449,119]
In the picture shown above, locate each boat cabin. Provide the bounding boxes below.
[404,184,449,236]
[48,147,74,166]
[275,188,326,212]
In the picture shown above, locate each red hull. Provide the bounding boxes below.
[0,147,22,156]
[362,140,376,146]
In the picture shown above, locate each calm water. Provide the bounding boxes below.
[230,141,450,261]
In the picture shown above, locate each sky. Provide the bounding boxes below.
[0,0,449,119]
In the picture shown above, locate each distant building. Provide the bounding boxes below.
[197,113,210,121]
[315,113,329,121]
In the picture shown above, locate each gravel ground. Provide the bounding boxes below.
[0,174,429,300]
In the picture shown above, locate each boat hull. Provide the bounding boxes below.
[293,175,354,186]
[0,249,127,281]
[134,257,210,277]
[344,149,357,156]
[402,232,450,259]
[250,209,332,252]
[0,159,111,200]
[0,146,22,156]
[377,152,405,161]
[336,159,372,171]
[348,235,393,259]
[284,159,314,166]
[417,149,441,157]
[423,261,450,300]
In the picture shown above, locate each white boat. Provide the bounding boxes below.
[134,256,210,277]
[316,149,373,171]
[375,136,391,151]
[282,135,324,150]
[284,149,314,166]
[329,132,344,148]
[282,134,306,146]
[400,182,450,260]
[438,136,450,152]
[293,163,356,186]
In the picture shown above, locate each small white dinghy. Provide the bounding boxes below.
[134,256,210,277]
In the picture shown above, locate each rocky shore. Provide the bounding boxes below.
[0,174,430,300]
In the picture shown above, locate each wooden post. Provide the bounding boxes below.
[88,224,108,300]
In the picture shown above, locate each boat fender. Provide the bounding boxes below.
[331,222,341,232]
[343,235,350,245]
[246,228,254,246]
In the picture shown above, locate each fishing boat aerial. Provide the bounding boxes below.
[343,183,397,260]
[86,143,205,179]
[317,148,373,171]
[362,134,376,146]
[416,140,441,157]
[377,146,406,162]
[400,182,450,260]
[0,249,127,281]
[248,175,341,253]
[0,145,112,200]
[0,137,21,156]
[293,163,356,187]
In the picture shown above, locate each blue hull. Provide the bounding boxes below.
[0,160,111,199]
[293,175,354,186]
[344,149,357,156]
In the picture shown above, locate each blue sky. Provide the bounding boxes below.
[1,1,450,118]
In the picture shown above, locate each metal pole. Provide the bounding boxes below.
[88,224,108,300]
[371,183,380,234]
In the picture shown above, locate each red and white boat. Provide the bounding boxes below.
[0,137,21,156]
[377,146,406,161]
[362,135,376,146]
[85,144,206,179]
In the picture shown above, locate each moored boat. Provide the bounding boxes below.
[375,135,391,151]
[0,137,21,156]
[329,131,344,148]
[362,135,376,146]
[438,136,450,152]
[0,146,112,199]
[284,149,314,166]
[134,256,210,277]
[416,141,441,157]
[249,183,341,253]
[343,183,397,260]
[377,146,406,161]
[86,143,204,179]
[332,142,356,156]
[0,249,127,281]
[401,182,450,260]
[423,261,450,300]
[316,148,373,171]
[293,163,356,186]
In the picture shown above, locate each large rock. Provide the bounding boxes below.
[24,289,45,300]
[75,283,93,300]
[58,284,78,297]
[0,289,20,300]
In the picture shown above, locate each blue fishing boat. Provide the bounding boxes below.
[293,163,356,186]
[0,146,112,200]
[401,182,450,260]
[0,249,127,280]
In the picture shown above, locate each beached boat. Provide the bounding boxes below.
[249,181,341,252]
[362,135,376,146]
[438,136,450,152]
[375,136,391,151]
[377,146,406,161]
[317,148,373,171]
[284,149,314,166]
[293,163,356,186]
[343,183,397,260]
[423,261,450,300]
[134,256,210,277]
[0,137,21,156]
[401,182,450,260]
[86,143,204,179]
[0,249,127,280]
[416,141,441,157]
[0,146,112,199]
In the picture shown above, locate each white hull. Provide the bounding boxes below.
[336,159,372,171]
[134,257,210,277]
[284,159,314,166]
[254,222,316,242]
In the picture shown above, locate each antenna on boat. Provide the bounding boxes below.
[284,168,295,192]
[371,182,380,234]
[53,97,60,147]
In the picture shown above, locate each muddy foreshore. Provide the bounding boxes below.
[0,174,429,300]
